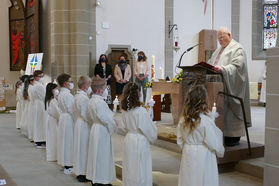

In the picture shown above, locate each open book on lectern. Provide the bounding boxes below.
[179,62,222,75]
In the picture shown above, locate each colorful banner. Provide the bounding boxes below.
[25,53,43,75]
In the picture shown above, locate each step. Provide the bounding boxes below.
[234,158,264,179]
[115,162,178,186]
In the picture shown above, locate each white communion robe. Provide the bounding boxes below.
[27,85,35,140]
[177,113,224,186]
[46,98,61,161]
[21,86,32,137]
[57,87,74,167]
[16,86,23,129]
[121,106,157,186]
[33,81,47,142]
[86,94,117,184]
[208,39,251,137]
[73,90,90,176]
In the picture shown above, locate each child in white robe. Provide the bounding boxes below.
[86,77,117,185]
[32,70,47,147]
[20,75,34,137]
[121,83,157,186]
[57,73,75,174]
[27,79,35,141]
[177,85,224,186]
[45,83,61,161]
[15,80,23,129]
[73,76,91,182]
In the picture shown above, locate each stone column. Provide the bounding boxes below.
[264,30,279,185]
[165,0,174,78]
[49,0,96,82]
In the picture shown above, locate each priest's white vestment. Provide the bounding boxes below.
[86,94,116,184]
[73,90,90,176]
[208,39,251,137]
[57,87,74,166]
[121,106,157,186]
[177,113,224,186]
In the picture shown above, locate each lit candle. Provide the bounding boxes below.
[151,55,155,66]
[211,102,216,120]
[113,96,119,113]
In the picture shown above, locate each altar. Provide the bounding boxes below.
[152,79,224,131]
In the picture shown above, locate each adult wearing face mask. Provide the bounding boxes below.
[94,54,112,104]
[114,55,131,110]
[56,73,75,174]
[33,70,47,148]
[134,51,149,103]
[73,76,92,182]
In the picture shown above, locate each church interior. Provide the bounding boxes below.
[0,0,278,186]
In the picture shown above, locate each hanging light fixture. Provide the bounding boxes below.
[168,21,180,52]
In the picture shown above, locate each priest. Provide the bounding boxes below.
[208,27,251,146]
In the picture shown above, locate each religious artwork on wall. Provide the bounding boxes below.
[9,0,25,71]
[263,0,278,49]
[9,0,39,71]
[25,0,39,55]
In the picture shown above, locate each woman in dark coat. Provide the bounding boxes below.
[94,54,112,104]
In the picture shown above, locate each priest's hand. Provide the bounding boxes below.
[214,65,222,73]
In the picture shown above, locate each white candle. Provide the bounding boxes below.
[211,102,216,120]
[113,96,119,112]
[151,55,155,66]
[159,67,164,79]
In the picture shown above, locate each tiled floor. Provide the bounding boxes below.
[0,106,265,186]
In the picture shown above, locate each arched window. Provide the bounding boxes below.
[263,0,278,49]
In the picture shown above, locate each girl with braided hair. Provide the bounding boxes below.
[121,82,157,186]
[177,85,224,186]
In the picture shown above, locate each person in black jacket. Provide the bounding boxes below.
[94,54,112,104]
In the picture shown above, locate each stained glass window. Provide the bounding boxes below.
[263,0,278,49]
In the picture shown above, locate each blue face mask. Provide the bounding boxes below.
[138,56,143,61]
[120,60,125,63]
[101,58,106,62]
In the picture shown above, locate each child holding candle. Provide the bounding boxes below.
[121,83,157,186]
[177,85,224,186]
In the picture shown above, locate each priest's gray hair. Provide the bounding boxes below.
[218,27,231,35]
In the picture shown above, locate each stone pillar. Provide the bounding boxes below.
[264,32,279,186]
[231,0,240,42]
[49,0,96,82]
[165,0,173,78]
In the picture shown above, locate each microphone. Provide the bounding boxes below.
[186,43,203,52]
[177,43,203,68]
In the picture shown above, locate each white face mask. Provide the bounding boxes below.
[69,83,74,90]
[39,78,44,84]
[102,88,108,99]
[87,87,92,95]
[54,89,59,97]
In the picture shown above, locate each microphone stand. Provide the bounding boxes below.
[177,43,202,68]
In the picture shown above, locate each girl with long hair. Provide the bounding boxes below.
[121,83,157,186]
[45,83,61,161]
[15,80,23,129]
[177,85,224,186]
[20,75,34,137]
